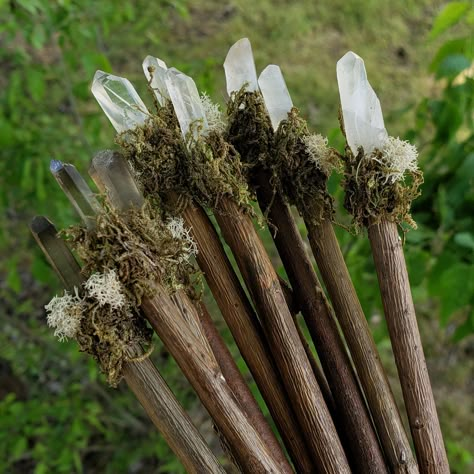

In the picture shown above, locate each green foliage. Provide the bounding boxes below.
[407,2,474,341]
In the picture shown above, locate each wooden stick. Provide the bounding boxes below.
[215,195,351,474]
[172,293,290,469]
[368,219,449,474]
[88,154,293,472]
[306,217,419,473]
[30,216,225,474]
[141,287,293,473]
[177,196,315,472]
[254,170,388,473]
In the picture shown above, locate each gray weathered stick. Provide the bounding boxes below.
[30,216,225,474]
[368,219,449,474]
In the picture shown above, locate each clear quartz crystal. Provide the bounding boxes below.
[336,52,388,155]
[50,160,99,229]
[224,38,259,95]
[258,65,293,130]
[90,150,144,212]
[142,56,169,105]
[91,70,149,133]
[165,67,208,139]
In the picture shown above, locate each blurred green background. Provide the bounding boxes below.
[0,0,473,472]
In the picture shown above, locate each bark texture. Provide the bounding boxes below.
[368,219,449,474]
[307,218,419,474]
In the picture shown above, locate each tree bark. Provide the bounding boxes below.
[306,217,419,474]
[255,172,388,473]
[142,285,294,473]
[215,196,351,474]
[368,219,449,474]
[180,199,315,472]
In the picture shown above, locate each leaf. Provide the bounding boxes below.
[429,2,471,40]
[430,38,472,73]
[436,54,471,80]
[26,69,46,102]
[454,232,474,251]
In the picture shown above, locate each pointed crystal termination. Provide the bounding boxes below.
[224,38,259,95]
[91,70,149,133]
[30,216,84,291]
[90,150,144,212]
[258,65,293,131]
[165,67,208,139]
[336,52,388,156]
[50,160,99,229]
[142,56,169,106]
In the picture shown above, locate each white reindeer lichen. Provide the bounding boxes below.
[378,136,418,183]
[45,289,83,341]
[201,93,226,133]
[303,134,335,175]
[84,270,126,309]
[166,217,198,262]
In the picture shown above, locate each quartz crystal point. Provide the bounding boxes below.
[165,67,208,139]
[90,150,144,212]
[142,56,169,106]
[258,65,293,131]
[30,216,84,291]
[91,70,149,133]
[50,160,99,229]
[336,52,388,155]
[224,38,259,95]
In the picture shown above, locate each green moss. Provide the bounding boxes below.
[341,146,423,231]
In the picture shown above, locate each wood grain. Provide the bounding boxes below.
[307,218,419,474]
[180,200,315,472]
[215,196,351,474]
[368,219,449,474]
[142,285,294,473]
[255,172,388,474]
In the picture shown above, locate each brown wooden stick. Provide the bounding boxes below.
[141,287,293,473]
[30,216,225,474]
[179,198,315,472]
[306,217,419,474]
[368,219,449,474]
[172,292,290,469]
[255,171,388,473]
[215,195,351,474]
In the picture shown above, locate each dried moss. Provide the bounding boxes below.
[117,100,253,215]
[271,109,338,224]
[342,146,423,231]
[226,93,337,225]
[75,298,152,387]
[226,89,273,175]
[64,201,196,305]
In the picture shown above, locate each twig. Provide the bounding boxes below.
[306,217,418,473]
[368,219,449,473]
[172,194,315,472]
[215,195,351,474]
[254,169,388,473]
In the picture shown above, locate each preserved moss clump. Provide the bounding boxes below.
[118,101,253,215]
[342,146,423,231]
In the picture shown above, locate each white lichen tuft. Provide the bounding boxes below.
[45,289,83,341]
[303,134,336,175]
[201,93,226,133]
[84,270,126,309]
[166,217,198,262]
[379,136,418,182]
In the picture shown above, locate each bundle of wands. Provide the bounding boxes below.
[31,39,449,474]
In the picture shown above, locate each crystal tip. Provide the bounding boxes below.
[50,159,64,173]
